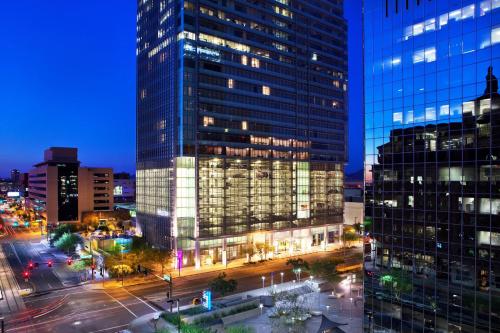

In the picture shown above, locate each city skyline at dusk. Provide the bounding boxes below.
[0,0,364,178]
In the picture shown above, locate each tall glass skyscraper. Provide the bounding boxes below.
[136,0,347,268]
[364,1,500,332]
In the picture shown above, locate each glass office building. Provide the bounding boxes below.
[136,0,347,268]
[364,1,500,332]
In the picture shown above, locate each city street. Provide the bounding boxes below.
[4,247,362,333]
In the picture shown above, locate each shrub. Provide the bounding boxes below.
[108,264,133,277]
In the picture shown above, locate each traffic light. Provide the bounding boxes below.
[67,258,72,265]
[91,264,96,270]
[23,271,29,281]
[28,262,34,270]
[47,260,52,267]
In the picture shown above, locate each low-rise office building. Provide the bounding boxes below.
[28,147,113,225]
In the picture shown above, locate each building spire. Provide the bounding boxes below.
[485,66,498,94]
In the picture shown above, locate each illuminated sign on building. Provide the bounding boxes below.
[202,290,212,310]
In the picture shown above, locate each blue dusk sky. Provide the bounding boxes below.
[0,1,363,178]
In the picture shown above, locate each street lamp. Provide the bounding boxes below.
[280,271,284,284]
[297,268,301,282]
[349,297,354,319]
[261,276,266,289]
[120,244,125,286]
[259,303,264,315]
[152,312,160,331]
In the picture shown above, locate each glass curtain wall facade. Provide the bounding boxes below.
[364,1,500,332]
[137,0,347,268]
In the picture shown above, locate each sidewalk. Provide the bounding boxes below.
[167,243,346,280]
[90,244,356,291]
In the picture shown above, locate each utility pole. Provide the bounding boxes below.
[165,274,173,300]
[121,245,125,286]
[90,236,94,280]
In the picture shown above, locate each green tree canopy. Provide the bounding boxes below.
[342,231,360,247]
[54,232,83,254]
[308,258,344,282]
[210,272,237,296]
[52,224,78,243]
[143,247,171,274]
[285,258,309,271]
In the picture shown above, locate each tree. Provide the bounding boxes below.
[353,222,363,235]
[286,258,309,281]
[308,258,344,283]
[70,259,88,272]
[54,233,83,254]
[52,224,78,243]
[143,248,171,274]
[255,242,273,261]
[109,264,133,277]
[342,231,360,247]
[210,272,237,296]
[243,243,256,263]
[379,268,412,300]
[285,258,309,271]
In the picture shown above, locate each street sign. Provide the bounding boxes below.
[163,274,171,282]
[202,290,212,311]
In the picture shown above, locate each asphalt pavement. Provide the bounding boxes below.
[1,235,362,333]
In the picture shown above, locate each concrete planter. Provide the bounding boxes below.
[221,307,261,326]
[185,299,260,325]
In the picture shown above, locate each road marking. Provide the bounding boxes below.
[24,289,99,303]
[88,324,129,333]
[6,302,143,332]
[32,295,67,319]
[103,290,138,318]
[122,288,158,312]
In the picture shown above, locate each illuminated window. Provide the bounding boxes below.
[200,6,214,16]
[241,55,248,65]
[413,47,436,63]
[274,6,292,18]
[198,33,249,52]
[241,121,248,130]
[463,101,475,116]
[312,53,317,61]
[251,58,260,68]
[480,98,491,115]
[262,86,271,95]
[228,78,234,89]
[140,89,147,99]
[203,116,214,126]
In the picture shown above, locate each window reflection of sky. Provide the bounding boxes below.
[365,0,500,168]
